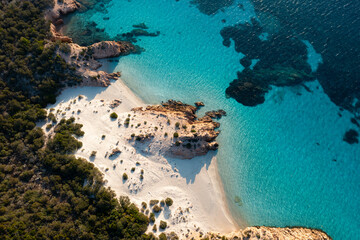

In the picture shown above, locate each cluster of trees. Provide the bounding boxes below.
[0,1,155,239]
[0,0,81,106]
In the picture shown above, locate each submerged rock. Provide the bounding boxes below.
[221,19,314,107]
[226,66,313,106]
[133,23,148,29]
[195,101,205,107]
[343,129,359,144]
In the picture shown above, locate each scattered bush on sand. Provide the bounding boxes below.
[152,205,161,213]
[159,233,167,240]
[165,197,173,207]
[149,213,155,223]
[110,112,118,119]
[159,220,167,230]
[149,200,159,206]
[123,173,128,181]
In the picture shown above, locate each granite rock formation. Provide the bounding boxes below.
[206,226,331,240]
[129,100,223,159]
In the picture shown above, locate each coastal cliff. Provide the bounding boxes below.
[206,226,331,240]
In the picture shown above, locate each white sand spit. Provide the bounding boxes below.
[42,79,238,239]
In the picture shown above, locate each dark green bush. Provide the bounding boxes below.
[159,233,167,240]
[123,173,128,181]
[153,205,161,213]
[159,220,167,230]
[165,197,173,207]
[150,199,159,206]
[149,213,155,223]
[110,112,118,119]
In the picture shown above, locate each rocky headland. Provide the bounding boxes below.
[206,226,331,240]
[46,0,139,87]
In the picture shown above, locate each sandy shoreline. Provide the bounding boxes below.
[43,78,238,238]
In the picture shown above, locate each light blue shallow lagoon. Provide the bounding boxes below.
[64,0,360,238]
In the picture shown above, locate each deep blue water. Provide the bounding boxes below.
[64,0,360,238]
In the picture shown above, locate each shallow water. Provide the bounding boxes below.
[64,0,360,238]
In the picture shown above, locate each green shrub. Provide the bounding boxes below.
[173,132,179,138]
[152,205,161,213]
[131,167,135,172]
[141,202,147,209]
[152,224,157,232]
[175,122,180,128]
[123,173,128,181]
[149,199,159,206]
[159,233,167,240]
[90,151,97,157]
[165,197,173,207]
[149,213,155,223]
[159,220,167,230]
[175,141,180,146]
[110,112,118,119]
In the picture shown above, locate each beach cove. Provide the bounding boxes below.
[48,0,359,239]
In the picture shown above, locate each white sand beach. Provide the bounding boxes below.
[42,79,238,239]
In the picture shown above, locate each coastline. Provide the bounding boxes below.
[45,1,239,235]
[43,1,334,239]
[44,79,239,237]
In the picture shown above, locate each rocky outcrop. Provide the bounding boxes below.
[55,41,128,87]
[48,0,81,20]
[195,101,205,107]
[206,226,331,240]
[50,23,73,43]
[128,100,223,159]
[90,41,137,59]
[47,0,138,87]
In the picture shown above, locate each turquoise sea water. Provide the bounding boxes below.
[65,0,360,238]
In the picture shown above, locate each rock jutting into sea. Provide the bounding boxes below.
[206,226,332,240]
[54,40,138,87]
[129,100,223,159]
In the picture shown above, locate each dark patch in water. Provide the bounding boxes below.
[343,129,359,144]
[63,1,159,46]
[190,0,234,15]
[219,0,359,116]
[250,0,360,114]
[222,19,314,106]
